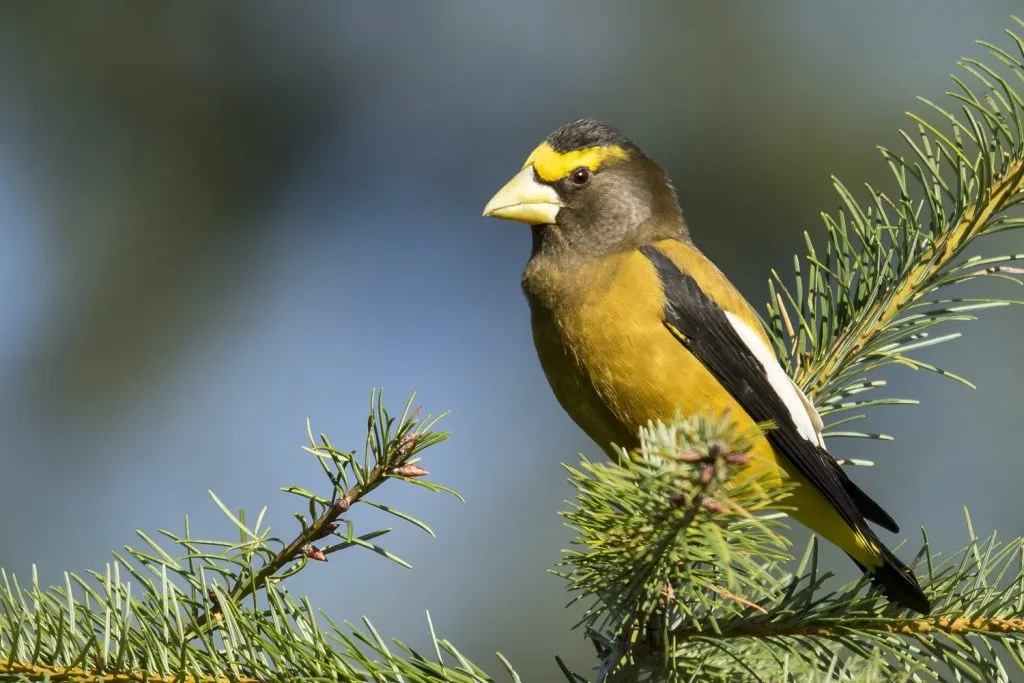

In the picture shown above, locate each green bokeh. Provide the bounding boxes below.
[0,3,1020,678]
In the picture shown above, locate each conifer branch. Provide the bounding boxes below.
[670,614,1024,641]
[560,22,1024,680]
[5,17,1024,683]
[762,17,1024,432]
[0,392,519,682]
[185,392,444,641]
[566,419,1024,681]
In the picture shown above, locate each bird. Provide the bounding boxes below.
[482,119,930,614]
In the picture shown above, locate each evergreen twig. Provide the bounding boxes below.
[763,19,1024,436]
[0,391,518,682]
[560,17,1024,681]
[184,390,451,641]
[4,16,1024,683]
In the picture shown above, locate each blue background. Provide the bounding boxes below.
[0,3,1021,678]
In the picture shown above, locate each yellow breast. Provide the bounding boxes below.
[526,242,775,474]
[525,239,890,564]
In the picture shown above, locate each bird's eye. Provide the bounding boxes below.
[570,167,591,185]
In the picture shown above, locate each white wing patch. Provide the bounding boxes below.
[787,374,825,447]
[724,312,825,447]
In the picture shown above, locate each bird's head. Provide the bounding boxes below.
[483,120,684,256]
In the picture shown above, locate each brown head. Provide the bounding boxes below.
[483,120,686,259]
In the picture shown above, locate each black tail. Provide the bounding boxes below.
[837,467,899,533]
[849,543,931,614]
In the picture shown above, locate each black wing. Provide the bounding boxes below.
[640,245,897,535]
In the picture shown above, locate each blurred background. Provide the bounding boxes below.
[0,2,1022,678]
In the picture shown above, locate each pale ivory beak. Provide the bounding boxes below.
[482,165,562,225]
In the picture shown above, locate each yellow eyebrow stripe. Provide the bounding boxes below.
[524,142,630,182]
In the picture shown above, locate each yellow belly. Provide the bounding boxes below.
[532,251,779,476]
[526,244,881,565]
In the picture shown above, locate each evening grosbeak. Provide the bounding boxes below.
[483,119,929,614]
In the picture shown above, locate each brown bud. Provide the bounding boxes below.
[207,590,223,625]
[701,496,724,514]
[304,544,328,562]
[668,492,689,507]
[397,431,420,457]
[725,453,749,465]
[702,464,715,484]
[391,463,430,478]
[335,497,351,513]
[676,450,704,462]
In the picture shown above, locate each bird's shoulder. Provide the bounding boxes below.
[646,238,769,343]
[521,238,765,334]
[644,238,828,449]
